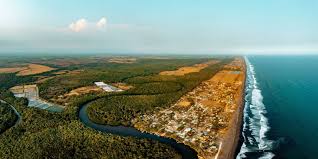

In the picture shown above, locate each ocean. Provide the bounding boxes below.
[237,56,318,159]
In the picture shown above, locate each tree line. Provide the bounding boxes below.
[0,102,18,133]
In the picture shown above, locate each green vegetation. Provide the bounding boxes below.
[128,82,183,95]
[0,73,36,89]
[0,102,18,133]
[87,59,232,126]
[0,56,234,158]
[0,89,181,159]
[38,58,206,103]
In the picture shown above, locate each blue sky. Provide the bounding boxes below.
[0,0,318,54]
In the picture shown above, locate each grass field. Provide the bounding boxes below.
[0,64,55,76]
[159,60,219,76]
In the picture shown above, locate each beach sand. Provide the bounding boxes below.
[216,58,246,159]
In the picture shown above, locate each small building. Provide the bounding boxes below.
[94,82,123,92]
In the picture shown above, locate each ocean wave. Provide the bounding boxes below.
[237,57,274,159]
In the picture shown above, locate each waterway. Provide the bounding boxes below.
[79,101,198,159]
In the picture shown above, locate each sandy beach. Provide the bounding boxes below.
[216,58,246,159]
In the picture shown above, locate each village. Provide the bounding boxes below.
[133,58,245,159]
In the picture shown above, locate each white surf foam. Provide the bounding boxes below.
[237,57,274,159]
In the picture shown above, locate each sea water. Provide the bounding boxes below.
[237,56,318,159]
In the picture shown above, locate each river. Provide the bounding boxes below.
[79,101,198,159]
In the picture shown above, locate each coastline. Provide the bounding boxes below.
[133,57,246,159]
[217,57,246,159]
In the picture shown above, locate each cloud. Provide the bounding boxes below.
[96,17,107,29]
[68,17,108,32]
[69,18,87,32]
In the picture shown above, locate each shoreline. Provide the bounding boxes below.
[217,57,247,159]
[133,57,247,159]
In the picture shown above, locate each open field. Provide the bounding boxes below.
[111,83,134,90]
[35,58,101,67]
[35,70,84,84]
[0,64,55,76]
[35,76,55,83]
[0,67,26,74]
[52,69,84,75]
[16,64,55,76]
[10,85,38,95]
[65,86,103,96]
[49,85,105,106]
[159,60,219,76]
[108,57,137,64]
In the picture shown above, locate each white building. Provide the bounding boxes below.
[94,82,123,92]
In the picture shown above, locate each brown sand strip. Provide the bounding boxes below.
[217,59,246,159]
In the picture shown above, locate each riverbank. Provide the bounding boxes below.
[79,101,198,159]
[0,99,21,133]
[217,58,246,159]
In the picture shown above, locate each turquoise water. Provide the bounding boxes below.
[237,56,318,159]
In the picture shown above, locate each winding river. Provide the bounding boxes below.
[0,99,21,130]
[2,94,197,158]
[79,101,198,159]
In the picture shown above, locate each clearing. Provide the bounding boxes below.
[112,83,134,90]
[0,67,26,74]
[65,86,103,96]
[159,60,219,76]
[108,58,137,64]
[9,84,63,112]
[35,70,84,83]
[0,64,55,76]
[17,64,55,76]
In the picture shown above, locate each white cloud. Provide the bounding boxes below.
[96,17,107,29]
[69,18,87,32]
[68,17,107,32]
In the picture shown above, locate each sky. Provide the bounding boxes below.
[0,0,318,55]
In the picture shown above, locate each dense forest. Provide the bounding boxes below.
[0,102,18,133]
[0,89,181,159]
[0,73,36,90]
